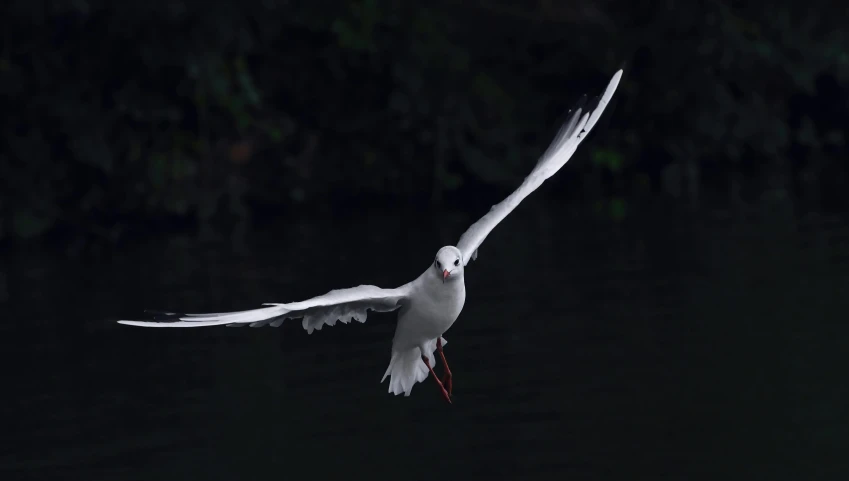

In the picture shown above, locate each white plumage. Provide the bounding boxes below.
[118,69,624,401]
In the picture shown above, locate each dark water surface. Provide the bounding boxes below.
[2,202,848,480]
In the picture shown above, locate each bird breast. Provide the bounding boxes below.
[424,279,466,330]
[394,277,466,348]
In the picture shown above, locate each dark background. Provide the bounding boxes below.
[2,1,848,480]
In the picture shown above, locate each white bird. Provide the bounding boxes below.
[118,69,623,403]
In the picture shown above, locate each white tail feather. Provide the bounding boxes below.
[381,337,447,396]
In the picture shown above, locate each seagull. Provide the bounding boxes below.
[118,69,623,403]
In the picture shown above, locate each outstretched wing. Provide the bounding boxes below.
[117,284,411,333]
[456,69,623,265]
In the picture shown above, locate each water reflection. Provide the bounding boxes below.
[2,203,847,480]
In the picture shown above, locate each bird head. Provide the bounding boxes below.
[434,246,464,283]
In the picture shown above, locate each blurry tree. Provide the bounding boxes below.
[0,0,846,245]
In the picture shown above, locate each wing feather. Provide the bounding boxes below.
[456,69,623,265]
[117,284,410,333]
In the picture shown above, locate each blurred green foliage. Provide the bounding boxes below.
[0,0,846,243]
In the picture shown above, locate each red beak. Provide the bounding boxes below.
[443,269,450,281]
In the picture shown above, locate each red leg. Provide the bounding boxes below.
[421,355,452,404]
[436,338,453,396]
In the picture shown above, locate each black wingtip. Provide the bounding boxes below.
[572,93,589,113]
[142,310,185,321]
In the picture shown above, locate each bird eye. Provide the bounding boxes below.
[454,259,460,266]
[436,260,441,269]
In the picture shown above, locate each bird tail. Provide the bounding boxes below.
[381,337,447,396]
